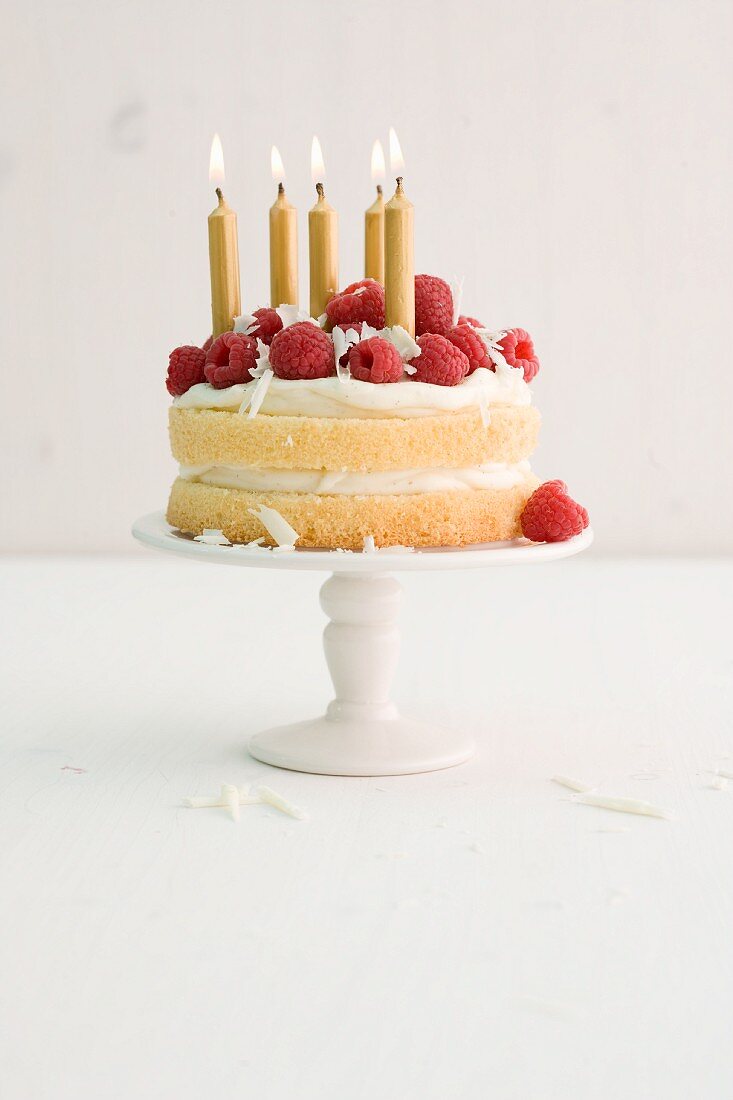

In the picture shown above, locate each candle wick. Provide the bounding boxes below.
[395,176,404,191]
[376,184,383,196]
[316,182,324,200]
[215,186,225,204]
[278,182,285,195]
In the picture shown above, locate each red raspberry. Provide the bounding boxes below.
[269,321,335,380]
[325,279,385,330]
[497,327,540,383]
[407,333,469,386]
[335,321,365,337]
[414,274,454,336]
[204,332,258,388]
[446,324,492,375]
[202,335,213,352]
[248,307,283,345]
[348,337,403,384]
[520,480,589,543]
[166,345,207,396]
[458,315,484,328]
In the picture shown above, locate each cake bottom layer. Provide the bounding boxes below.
[167,476,540,549]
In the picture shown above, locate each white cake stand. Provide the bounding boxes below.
[132,512,593,777]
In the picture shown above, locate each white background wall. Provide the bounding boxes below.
[2,0,731,553]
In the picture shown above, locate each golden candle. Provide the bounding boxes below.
[269,172,298,307]
[364,139,386,282]
[207,135,241,338]
[384,176,414,335]
[308,136,338,318]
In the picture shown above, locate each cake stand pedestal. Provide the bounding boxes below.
[132,513,593,777]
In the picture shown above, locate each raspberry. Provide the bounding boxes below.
[325,279,385,330]
[414,274,454,336]
[407,333,468,386]
[166,345,207,396]
[204,332,258,388]
[335,321,365,337]
[497,327,540,383]
[349,337,403,384]
[458,315,484,328]
[248,307,283,345]
[202,335,213,352]
[269,321,335,380]
[520,480,589,543]
[446,324,492,375]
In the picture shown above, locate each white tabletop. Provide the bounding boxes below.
[2,554,732,1099]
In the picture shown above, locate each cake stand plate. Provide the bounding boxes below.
[132,512,593,776]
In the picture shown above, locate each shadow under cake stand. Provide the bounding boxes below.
[132,512,593,777]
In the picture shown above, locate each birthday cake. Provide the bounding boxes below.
[165,276,588,549]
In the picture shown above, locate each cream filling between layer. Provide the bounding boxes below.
[174,367,530,419]
[179,460,533,495]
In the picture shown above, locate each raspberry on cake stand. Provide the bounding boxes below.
[133,512,592,777]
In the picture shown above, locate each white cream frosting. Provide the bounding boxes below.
[174,367,530,420]
[179,460,533,495]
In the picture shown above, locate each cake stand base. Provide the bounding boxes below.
[249,716,472,777]
[132,513,593,778]
[248,572,471,776]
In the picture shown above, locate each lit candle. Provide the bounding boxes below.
[384,129,414,335]
[208,134,241,338]
[364,139,385,283]
[308,135,338,319]
[269,146,298,308]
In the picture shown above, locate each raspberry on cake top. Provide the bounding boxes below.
[165,275,588,548]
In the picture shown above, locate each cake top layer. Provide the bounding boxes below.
[165,276,542,418]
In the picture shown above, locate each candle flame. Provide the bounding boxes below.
[389,127,404,174]
[271,145,285,183]
[209,133,225,186]
[371,139,386,182]
[311,135,326,184]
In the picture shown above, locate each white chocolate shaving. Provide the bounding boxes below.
[276,305,318,329]
[233,312,258,336]
[381,324,420,361]
[255,785,308,820]
[363,535,376,554]
[475,328,515,372]
[245,367,273,418]
[222,783,240,822]
[333,326,358,381]
[571,792,672,820]
[552,775,596,793]
[711,774,729,791]
[249,338,271,377]
[247,504,300,547]
[194,529,231,546]
[715,768,733,780]
[230,537,266,550]
[184,789,262,809]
